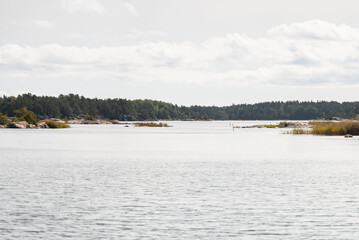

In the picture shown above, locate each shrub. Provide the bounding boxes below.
[0,112,9,125]
[14,107,38,124]
[43,120,71,128]
[134,122,171,127]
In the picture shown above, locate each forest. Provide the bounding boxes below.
[0,93,359,121]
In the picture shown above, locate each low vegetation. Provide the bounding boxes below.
[110,121,129,125]
[42,120,71,128]
[83,120,99,124]
[287,121,359,136]
[310,121,359,136]
[134,122,171,127]
[290,128,312,135]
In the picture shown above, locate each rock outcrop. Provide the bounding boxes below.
[4,121,49,129]
[235,122,310,129]
[7,121,28,129]
[239,125,266,128]
[37,122,49,128]
[67,119,113,124]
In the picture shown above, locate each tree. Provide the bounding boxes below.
[14,107,38,124]
[84,113,96,121]
[1,93,359,121]
[0,112,8,125]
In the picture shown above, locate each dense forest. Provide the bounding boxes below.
[0,93,359,120]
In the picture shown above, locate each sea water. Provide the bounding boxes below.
[1,121,359,239]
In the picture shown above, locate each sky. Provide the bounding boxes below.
[1,0,359,106]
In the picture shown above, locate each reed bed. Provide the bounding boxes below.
[287,121,359,135]
[134,122,171,127]
[290,128,312,135]
[309,121,359,136]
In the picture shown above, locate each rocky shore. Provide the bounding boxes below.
[0,121,49,129]
[66,119,115,125]
[235,121,309,129]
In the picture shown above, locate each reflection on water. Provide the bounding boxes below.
[1,121,359,239]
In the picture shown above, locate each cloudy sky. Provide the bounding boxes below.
[1,0,359,106]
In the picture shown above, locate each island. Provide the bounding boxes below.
[0,108,70,129]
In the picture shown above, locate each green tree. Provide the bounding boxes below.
[2,93,359,121]
[0,112,8,125]
[14,107,38,124]
[84,113,96,121]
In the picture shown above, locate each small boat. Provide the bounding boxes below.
[345,134,353,138]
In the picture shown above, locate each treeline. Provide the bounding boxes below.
[1,93,359,120]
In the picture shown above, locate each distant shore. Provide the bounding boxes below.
[2,116,359,136]
[2,94,359,122]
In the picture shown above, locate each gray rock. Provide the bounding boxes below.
[50,118,61,122]
[242,125,266,128]
[7,121,28,129]
[37,122,49,128]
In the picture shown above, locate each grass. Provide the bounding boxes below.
[134,122,171,127]
[83,120,100,124]
[287,121,359,136]
[290,128,312,134]
[110,120,123,124]
[309,121,359,136]
[43,120,71,128]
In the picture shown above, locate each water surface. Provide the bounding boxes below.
[1,121,359,239]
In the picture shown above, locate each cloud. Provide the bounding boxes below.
[62,0,105,14]
[30,20,56,29]
[12,20,56,29]
[268,19,359,41]
[122,2,139,17]
[1,20,359,87]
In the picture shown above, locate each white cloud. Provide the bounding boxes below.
[122,2,138,17]
[2,20,359,87]
[62,0,105,14]
[268,20,359,41]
